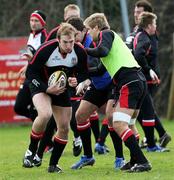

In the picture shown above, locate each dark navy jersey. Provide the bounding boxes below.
[126,27,160,79]
[26,39,88,93]
[133,29,160,80]
[45,26,59,42]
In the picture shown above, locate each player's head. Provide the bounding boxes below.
[57,23,77,53]
[84,13,110,41]
[67,17,86,43]
[30,10,46,31]
[134,0,153,25]
[138,12,157,35]
[64,4,80,22]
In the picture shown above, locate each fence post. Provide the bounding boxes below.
[167,32,174,120]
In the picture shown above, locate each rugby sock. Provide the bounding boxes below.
[37,117,56,159]
[109,127,124,158]
[29,130,43,154]
[70,101,80,138]
[98,119,109,146]
[121,129,147,164]
[70,118,80,138]
[77,121,92,158]
[49,136,67,166]
[142,119,156,148]
[90,116,100,143]
[154,115,166,138]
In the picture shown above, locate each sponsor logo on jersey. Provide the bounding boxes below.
[71,57,77,65]
[52,56,61,62]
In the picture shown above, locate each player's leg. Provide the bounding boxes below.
[36,116,56,165]
[106,99,126,169]
[71,100,96,169]
[70,100,82,157]
[149,84,171,147]
[46,91,72,173]
[90,111,100,144]
[95,118,110,154]
[71,85,109,169]
[23,93,52,168]
[14,80,37,121]
[112,79,151,172]
[48,105,72,173]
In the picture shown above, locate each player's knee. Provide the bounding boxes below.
[113,112,131,133]
[59,124,69,135]
[75,110,87,123]
[106,112,112,124]
[38,110,52,122]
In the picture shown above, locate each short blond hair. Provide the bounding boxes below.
[57,23,77,39]
[138,12,157,29]
[64,4,80,15]
[84,13,110,30]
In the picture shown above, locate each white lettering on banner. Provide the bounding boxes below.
[0,55,20,60]
[0,100,15,106]
[6,61,27,66]
[0,37,30,123]
[0,90,18,97]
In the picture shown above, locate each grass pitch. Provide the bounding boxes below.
[0,120,174,180]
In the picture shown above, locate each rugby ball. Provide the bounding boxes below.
[48,70,67,88]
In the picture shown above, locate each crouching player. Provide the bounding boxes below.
[22,23,89,173]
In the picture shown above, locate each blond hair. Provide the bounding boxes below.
[57,23,77,39]
[84,13,110,30]
[64,4,80,15]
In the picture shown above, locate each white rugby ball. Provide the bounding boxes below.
[48,70,67,88]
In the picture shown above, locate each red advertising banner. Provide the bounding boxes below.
[0,37,30,123]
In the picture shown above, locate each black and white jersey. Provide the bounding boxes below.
[27,28,47,55]
[26,39,88,93]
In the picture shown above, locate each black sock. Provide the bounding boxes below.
[70,100,80,138]
[37,117,56,159]
[49,137,67,166]
[143,126,155,147]
[70,119,79,138]
[154,114,166,138]
[90,119,100,143]
[122,129,148,164]
[98,124,109,146]
[109,129,123,158]
[29,130,43,154]
[78,122,92,158]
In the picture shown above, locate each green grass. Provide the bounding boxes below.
[0,120,174,180]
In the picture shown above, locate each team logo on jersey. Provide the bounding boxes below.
[71,57,77,65]
[52,56,61,62]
